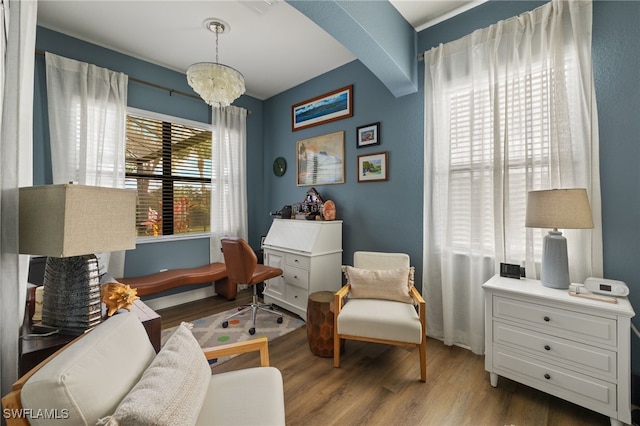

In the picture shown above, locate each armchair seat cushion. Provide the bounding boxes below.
[196,367,285,426]
[337,299,422,344]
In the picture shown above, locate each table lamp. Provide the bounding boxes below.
[525,188,594,289]
[19,184,136,334]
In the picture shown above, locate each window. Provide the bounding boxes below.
[125,109,211,238]
[447,67,554,261]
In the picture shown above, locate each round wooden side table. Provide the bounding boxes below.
[306,291,343,357]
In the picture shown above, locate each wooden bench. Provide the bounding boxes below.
[118,262,237,300]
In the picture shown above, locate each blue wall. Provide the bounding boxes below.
[33,1,640,368]
[262,60,423,277]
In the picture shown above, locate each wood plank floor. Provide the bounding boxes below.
[157,291,611,426]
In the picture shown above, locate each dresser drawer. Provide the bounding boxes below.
[284,265,309,290]
[493,321,616,379]
[493,296,617,347]
[286,253,310,269]
[494,348,616,415]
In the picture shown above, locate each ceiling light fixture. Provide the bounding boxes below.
[187,18,246,107]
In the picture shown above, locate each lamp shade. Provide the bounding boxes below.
[19,184,136,257]
[525,188,594,230]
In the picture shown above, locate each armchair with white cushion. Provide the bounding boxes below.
[2,312,285,426]
[333,251,427,382]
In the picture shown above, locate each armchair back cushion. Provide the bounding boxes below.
[344,252,414,304]
[342,266,415,304]
[20,313,156,426]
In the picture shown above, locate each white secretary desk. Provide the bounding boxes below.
[262,219,342,319]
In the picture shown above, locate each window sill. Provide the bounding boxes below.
[135,233,210,245]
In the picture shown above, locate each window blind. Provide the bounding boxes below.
[447,68,554,261]
[125,111,212,237]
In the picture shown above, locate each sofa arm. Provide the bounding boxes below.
[202,337,270,367]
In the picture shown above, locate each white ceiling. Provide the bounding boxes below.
[37,0,484,100]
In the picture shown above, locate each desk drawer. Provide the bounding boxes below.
[493,321,616,379]
[493,296,616,346]
[286,253,310,269]
[285,284,308,310]
[284,265,309,290]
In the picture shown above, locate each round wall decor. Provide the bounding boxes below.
[273,157,287,176]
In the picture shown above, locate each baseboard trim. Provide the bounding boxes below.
[143,286,216,311]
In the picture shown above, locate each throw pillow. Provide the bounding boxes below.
[97,322,210,426]
[342,265,415,304]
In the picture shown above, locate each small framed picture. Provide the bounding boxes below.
[357,151,388,182]
[356,122,380,148]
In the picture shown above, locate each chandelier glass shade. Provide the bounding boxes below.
[187,62,245,107]
[187,19,246,107]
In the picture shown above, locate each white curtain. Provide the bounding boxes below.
[423,0,601,354]
[45,52,128,276]
[209,106,248,263]
[0,0,36,397]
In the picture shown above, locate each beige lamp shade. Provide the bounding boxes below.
[19,184,136,257]
[525,188,594,230]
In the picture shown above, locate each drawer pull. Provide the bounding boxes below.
[543,316,550,322]
[294,259,299,263]
[544,345,551,351]
[294,275,298,279]
[544,373,551,380]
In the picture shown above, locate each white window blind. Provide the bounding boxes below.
[125,110,211,237]
[447,67,554,262]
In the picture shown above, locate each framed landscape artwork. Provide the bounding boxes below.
[296,131,345,186]
[357,151,388,182]
[292,85,353,131]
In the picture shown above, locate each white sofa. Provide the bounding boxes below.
[2,312,285,425]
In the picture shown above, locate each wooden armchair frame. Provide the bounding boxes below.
[333,283,427,382]
[2,335,272,426]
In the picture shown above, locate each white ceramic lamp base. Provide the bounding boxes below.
[540,230,570,289]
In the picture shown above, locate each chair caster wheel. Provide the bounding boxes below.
[222,321,229,328]
[277,317,283,324]
[249,327,256,335]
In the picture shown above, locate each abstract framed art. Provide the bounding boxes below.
[296,131,345,186]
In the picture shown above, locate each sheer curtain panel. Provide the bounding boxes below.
[422,0,601,354]
[45,53,128,276]
[0,0,36,397]
[209,106,248,263]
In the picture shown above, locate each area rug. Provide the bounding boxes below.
[161,307,305,367]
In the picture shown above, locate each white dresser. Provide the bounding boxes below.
[262,219,342,319]
[483,274,635,426]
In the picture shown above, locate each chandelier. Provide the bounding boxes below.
[187,19,246,107]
